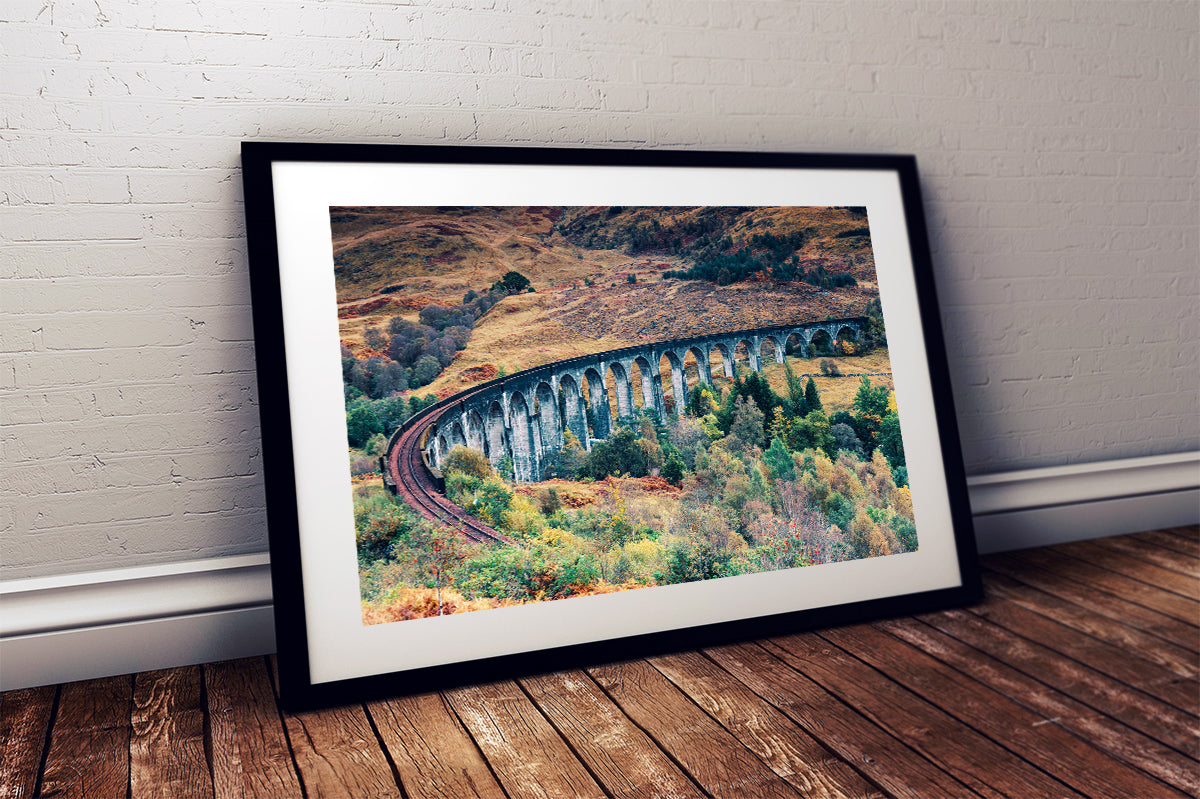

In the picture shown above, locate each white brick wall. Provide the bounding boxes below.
[2,0,1196,580]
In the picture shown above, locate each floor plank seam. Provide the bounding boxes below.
[512,675,622,799]
[29,683,60,799]
[361,701,413,799]
[582,665,725,799]
[888,616,1200,796]
[265,656,311,799]
[440,691,515,799]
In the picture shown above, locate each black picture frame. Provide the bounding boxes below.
[241,142,981,709]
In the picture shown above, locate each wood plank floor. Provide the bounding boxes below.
[3,527,1197,798]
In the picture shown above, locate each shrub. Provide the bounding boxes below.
[538,486,562,515]
[819,359,841,377]
[442,446,493,479]
[350,455,379,476]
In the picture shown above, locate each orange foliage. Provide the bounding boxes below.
[361,586,518,624]
[458,363,499,383]
[361,581,644,626]
[394,294,449,311]
[338,297,395,318]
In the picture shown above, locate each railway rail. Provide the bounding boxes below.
[384,390,513,545]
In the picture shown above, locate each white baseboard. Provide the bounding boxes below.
[967,451,1199,554]
[2,451,1196,691]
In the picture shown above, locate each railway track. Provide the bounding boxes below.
[385,392,513,546]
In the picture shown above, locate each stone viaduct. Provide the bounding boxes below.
[418,318,865,484]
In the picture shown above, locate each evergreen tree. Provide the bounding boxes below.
[853,376,890,454]
[763,437,795,482]
[878,411,905,470]
[804,376,822,413]
[789,410,834,457]
[661,451,686,486]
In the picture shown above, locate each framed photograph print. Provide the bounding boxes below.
[241,142,982,708]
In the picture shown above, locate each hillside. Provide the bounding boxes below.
[329,206,879,398]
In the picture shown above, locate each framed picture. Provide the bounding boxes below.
[242,142,981,708]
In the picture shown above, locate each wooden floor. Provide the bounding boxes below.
[3,527,1197,799]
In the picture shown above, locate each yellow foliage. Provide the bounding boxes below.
[502,493,545,538]
[624,537,664,564]
[848,508,877,559]
[886,391,898,414]
[700,413,723,440]
[510,493,540,516]
[891,485,914,521]
[830,456,866,502]
[864,450,893,504]
[621,538,665,582]
[539,526,578,547]
[868,524,893,558]
[811,448,836,488]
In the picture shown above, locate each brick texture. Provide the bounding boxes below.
[1,0,1196,579]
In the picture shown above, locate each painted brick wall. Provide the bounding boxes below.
[2,0,1196,580]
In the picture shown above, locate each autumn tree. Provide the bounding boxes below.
[409,525,470,615]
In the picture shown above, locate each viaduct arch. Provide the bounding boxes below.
[384,317,865,488]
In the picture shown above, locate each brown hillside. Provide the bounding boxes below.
[329,206,881,397]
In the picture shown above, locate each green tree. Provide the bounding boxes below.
[456,542,598,601]
[584,426,648,479]
[763,437,796,483]
[789,410,834,457]
[661,451,686,486]
[657,541,736,584]
[729,396,765,451]
[853,375,890,418]
[878,411,905,470]
[853,376,890,453]
[686,383,718,417]
[862,297,887,350]
[346,402,382,448]
[542,429,587,479]
[475,477,514,525]
[412,355,442,386]
[784,358,806,416]
[356,501,419,562]
[804,377,822,413]
[496,270,531,294]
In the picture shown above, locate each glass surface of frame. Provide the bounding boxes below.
[242,143,981,708]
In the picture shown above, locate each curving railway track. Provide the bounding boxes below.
[384,390,513,545]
